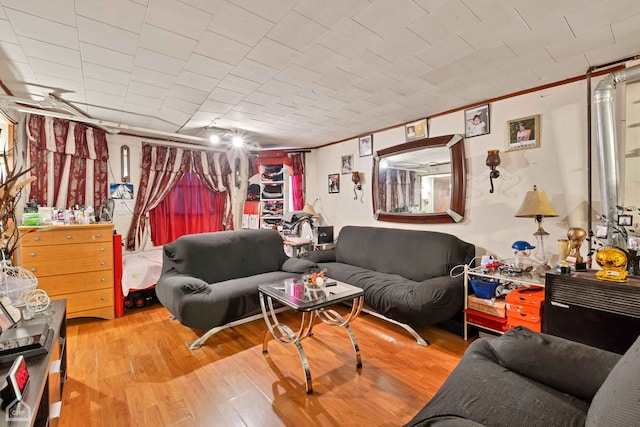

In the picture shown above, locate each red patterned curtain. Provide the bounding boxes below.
[125,143,233,250]
[289,153,304,210]
[377,169,417,212]
[148,172,227,245]
[26,114,109,209]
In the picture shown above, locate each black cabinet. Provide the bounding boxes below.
[544,272,640,354]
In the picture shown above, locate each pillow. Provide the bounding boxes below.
[282,257,318,274]
[302,249,336,263]
[586,336,640,426]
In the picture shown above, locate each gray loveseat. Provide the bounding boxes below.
[405,327,640,427]
[156,229,317,349]
[303,226,475,345]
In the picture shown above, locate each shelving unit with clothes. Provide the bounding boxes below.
[259,163,288,229]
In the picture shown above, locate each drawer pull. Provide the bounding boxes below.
[34,237,40,241]
[101,296,106,301]
[96,234,102,238]
[30,252,36,257]
[100,261,105,266]
[30,268,37,272]
[66,235,72,239]
[100,247,105,252]
[101,277,106,282]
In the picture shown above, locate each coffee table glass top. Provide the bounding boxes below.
[258,278,363,311]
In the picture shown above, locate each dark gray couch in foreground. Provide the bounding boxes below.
[303,226,475,345]
[156,229,317,349]
[405,327,640,427]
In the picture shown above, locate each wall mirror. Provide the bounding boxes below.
[372,134,466,224]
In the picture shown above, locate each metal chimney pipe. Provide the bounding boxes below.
[593,63,640,246]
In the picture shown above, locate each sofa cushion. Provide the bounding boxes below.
[281,257,318,274]
[334,226,475,282]
[586,336,640,426]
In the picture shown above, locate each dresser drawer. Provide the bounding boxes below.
[36,271,114,296]
[21,243,112,276]
[20,231,54,247]
[51,288,114,316]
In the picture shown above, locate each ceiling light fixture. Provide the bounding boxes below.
[232,136,244,147]
[209,134,220,144]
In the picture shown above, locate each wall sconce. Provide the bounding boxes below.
[352,171,363,201]
[486,149,501,193]
[121,145,130,183]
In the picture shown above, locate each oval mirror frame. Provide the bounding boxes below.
[372,134,466,224]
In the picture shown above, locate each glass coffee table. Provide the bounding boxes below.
[258,278,364,394]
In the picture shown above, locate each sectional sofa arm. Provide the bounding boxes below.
[302,249,336,263]
[487,327,621,401]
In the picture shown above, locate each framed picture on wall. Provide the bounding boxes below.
[328,174,340,193]
[405,118,427,141]
[359,135,373,157]
[341,154,353,174]
[464,104,490,138]
[507,115,540,151]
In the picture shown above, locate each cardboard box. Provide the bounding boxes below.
[505,286,545,307]
[468,295,506,318]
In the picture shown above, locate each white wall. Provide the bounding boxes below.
[305,78,603,262]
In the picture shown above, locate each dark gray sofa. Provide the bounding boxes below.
[405,327,640,427]
[303,226,475,345]
[156,229,317,349]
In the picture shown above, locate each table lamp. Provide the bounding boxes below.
[515,185,558,266]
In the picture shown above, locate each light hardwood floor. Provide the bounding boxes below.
[59,304,472,427]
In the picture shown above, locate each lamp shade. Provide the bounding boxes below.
[515,185,558,218]
[302,204,318,217]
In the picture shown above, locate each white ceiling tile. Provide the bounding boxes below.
[230,58,279,84]
[531,54,590,82]
[383,56,433,80]
[139,24,197,61]
[18,36,80,67]
[315,68,360,90]
[207,87,245,105]
[407,0,479,45]
[274,64,322,88]
[508,0,594,29]
[86,106,122,123]
[0,41,27,62]
[156,107,191,126]
[131,0,150,6]
[128,81,170,99]
[76,0,146,34]
[369,28,431,63]
[246,38,302,70]
[352,72,400,94]
[487,69,541,94]
[338,50,390,78]
[242,91,280,106]
[194,31,251,66]
[0,60,35,81]
[183,54,233,80]
[119,110,153,129]
[267,10,328,52]
[175,71,219,92]
[5,8,78,49]
[168,85,209,104]
[162,97,200,115]
[0,18,18,43]
[317,19,382,59]
[84,77,128,97]
[293,0,370,29]
[0,5,7,19]
[546,26,615,63]
[293,44,348,75]
[227,0,298,23]
[415,35,474,68]
[388,77,436,97]
[233,101,265,114]
[419,61,471,85]
[134,48,186,77]
[503,17,574,56]
[258,79,299,98]
[208,2,273,46]
[497,48,556,76]
[1,0,77,26]
[86,90,125,109]
[130,66,177,88]
[32,74,85,94]
[148,117,180,132]
[77,16,139,55]
[180,0,224,14]
[145,0,213,39]
[458,8,529,50]
[29,57,83,82]
[612,13,640,42]
[199,99,234,114]
[566,0,640,37]
[125,92,163,108]
[217,74,260,94]
[329,85,370,104]
[584,37,640,68]
[80,42,135,72]
[457,44,516,70]
[353,0,429,39]
[82,62,131,86]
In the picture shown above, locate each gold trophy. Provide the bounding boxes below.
[566,227,587,269]
[557,239,571,273]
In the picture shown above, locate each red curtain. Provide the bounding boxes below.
[149,172,226,245]
[289,153,304,210]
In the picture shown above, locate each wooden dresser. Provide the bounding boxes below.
[18,223,115,319]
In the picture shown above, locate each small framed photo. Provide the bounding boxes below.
[618,214,633,226]
[405,118,427,141]
[110,183,134,199]
[507,115,540,151]
[595,224,609,239]
[0,300,17,332]
[341,154,353,174]
[328,174,340,193]
[359,134,373,157]
[464,104,490,138]
[628,236,640,251]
